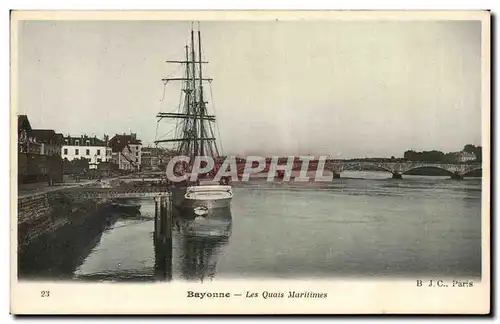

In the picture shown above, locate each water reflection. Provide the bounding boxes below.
[154,235,173,281]
[154,206,232,282]
[18,203,124,280]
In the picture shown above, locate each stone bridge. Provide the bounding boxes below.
[324,161,482,179]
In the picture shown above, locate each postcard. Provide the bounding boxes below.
[10,10,490,314]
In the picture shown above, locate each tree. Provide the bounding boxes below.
[463,144,476,154]
[463,144,482,162]
[403,150,444,162]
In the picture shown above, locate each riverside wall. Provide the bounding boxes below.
[17,190,109,250]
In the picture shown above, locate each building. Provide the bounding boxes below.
[29,129,64,156]
[103,134,113,163]
[62,135,109,169]
[17,115,63,184]
[140,146,177,171]
[18,115,41,154]
[108,133,142,171]
[457,151,476,163]
[18,115,31,153]
[141,147,161,171]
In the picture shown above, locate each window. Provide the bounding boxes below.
[75,149,79,155]
[97,149,101,155]
[75,140,79,146]
[136,151,139,157]
[86,141,90,146]
[97,158,102,163]
[86,149,90,155]
[63,148,68,155]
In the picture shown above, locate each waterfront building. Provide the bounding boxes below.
[140,147,159,171]
[140,146,173,171]
[18,115,63,156]
[457,151,476,163]
[17,114,64,183]
[18,115,35,154]
[108,133,142,171]
[29,129,63,156]
[61,135,109,169]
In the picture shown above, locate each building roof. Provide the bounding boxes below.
[30,129,57,143]
[108,134,142,153]
[63,135,107,147]
[18,115,32,133]
[55,133,64,143]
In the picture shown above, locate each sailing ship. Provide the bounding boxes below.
[154,24,233,215]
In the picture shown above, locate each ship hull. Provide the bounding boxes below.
[172,184,233,215]
[182,196,232,210]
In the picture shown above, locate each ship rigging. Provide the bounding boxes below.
[154,23,233,214]
[154,23,222,164]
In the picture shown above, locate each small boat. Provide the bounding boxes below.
[154,24,233,215]
[110,202,141,214]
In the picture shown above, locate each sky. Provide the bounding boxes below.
[17,20,482,159]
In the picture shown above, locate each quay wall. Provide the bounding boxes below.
[17,190,109,250]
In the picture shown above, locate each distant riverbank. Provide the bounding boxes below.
[355,164,481,177]
[404,167,482,177]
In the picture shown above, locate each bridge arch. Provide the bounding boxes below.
[402,165,455,176]
[368,164,394,173]
[341,164,364,172]
[340,162,395,174]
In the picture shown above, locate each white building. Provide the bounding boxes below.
[62,135,110,169]
[457,151,476,163]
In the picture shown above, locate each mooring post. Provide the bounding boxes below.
[154,196,159,244]
[155,194,173,281]
[161,195,173,243]
[159,195,166,241]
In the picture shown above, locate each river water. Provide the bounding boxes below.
[19,171,482,282]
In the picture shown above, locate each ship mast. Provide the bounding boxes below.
[190,27,198,160]
[198,27,205,158]
[183,44,191,157]
[155,23,220,162]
